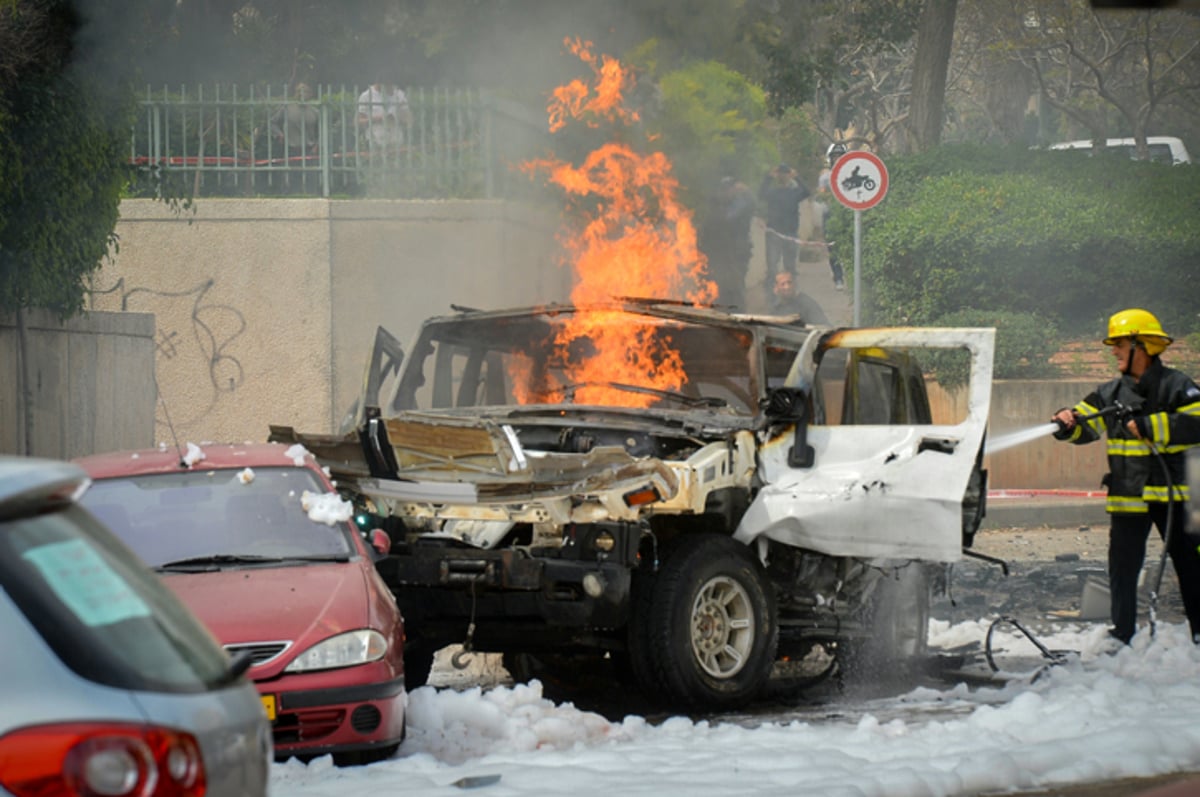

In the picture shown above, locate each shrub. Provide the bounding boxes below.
[828,143,1200,347]
[929,309,1059,390]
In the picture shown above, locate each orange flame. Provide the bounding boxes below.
[522,39,716,408]
[547,38,640,133]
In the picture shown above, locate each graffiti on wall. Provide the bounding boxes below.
[90,277,246,433]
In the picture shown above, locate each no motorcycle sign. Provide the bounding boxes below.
[830,151,888,211]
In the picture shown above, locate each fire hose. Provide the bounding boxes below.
[984,616,1074,678]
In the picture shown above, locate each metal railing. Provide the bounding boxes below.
[129,85,549,199]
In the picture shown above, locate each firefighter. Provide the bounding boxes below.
[1051,308,1200,645]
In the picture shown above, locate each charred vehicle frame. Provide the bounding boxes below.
[273,300,993,710]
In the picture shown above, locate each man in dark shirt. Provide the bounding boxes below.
[759,163,810,280]
[768,271,829,325]
[698,176,756,309]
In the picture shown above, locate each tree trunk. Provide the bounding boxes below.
[908,0,959,153]
[984,56,1035,144]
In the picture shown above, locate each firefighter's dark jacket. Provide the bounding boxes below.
[1054,359,1200,513]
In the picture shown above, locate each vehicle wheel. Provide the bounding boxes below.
[642,534,777,710]
[625,565,665,703]
[839,562,930,685]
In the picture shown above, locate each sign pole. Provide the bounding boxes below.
[828,150,888,329]
[853,210,862,327]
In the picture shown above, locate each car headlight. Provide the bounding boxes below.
[284,629,388,673]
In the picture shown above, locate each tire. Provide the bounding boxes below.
[625,564,666,702]
[839,562,930,685]
[641,534,777,710]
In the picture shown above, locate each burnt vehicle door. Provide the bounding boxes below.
[341,326,406,434]
[739,327,993,562]
[272,326,406,492]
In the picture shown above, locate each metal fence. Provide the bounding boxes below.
[129,85,549,199]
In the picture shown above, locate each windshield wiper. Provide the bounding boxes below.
[556,381,727,408]
[272,553,352,563]
[156,554,277,571]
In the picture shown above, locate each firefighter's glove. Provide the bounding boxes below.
[1051,409,1076,439]
[1129,415,1151,441]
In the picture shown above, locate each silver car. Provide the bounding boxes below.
[0,456,271,797]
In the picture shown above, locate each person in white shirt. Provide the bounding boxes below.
[357,78,412,151]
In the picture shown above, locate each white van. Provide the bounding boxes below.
[1049,136,1191,165]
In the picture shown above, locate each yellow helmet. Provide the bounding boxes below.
[1103,308,1173,356]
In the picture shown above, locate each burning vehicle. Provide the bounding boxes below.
[272,300,994,710]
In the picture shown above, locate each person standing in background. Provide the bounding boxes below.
[357,76,413,152]
[269,81,319,157]
[698,176,756,309]
[758,163,809,281]
[816,142,847,290]
[768,270,830,325]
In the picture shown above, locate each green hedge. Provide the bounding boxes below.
[828,143,1200,380]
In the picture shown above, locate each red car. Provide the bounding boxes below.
[74,442,407,766]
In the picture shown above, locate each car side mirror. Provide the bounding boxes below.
[369,528,392,558]
[764,386,815,468]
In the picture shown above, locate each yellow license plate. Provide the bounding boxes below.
[261,695,276,721]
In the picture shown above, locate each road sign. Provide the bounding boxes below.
[830,151,888,211]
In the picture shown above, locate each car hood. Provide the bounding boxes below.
[162,563,368,648]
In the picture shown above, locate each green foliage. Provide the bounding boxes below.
[0,73,130,317]
[929,309,1059,390]
[837,0,923,51]
[768,105,825,186]
[647,60,778,211]
[830,143,1200,379]
[0,0,184,319]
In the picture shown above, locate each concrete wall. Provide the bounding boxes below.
[930,380,1108,492]
[0,309,155,459]
[87,198,565,448]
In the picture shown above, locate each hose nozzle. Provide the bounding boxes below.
[1076,399,1142,425]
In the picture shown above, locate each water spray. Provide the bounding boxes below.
[984,423,1061,456]
[984,402,1139,456]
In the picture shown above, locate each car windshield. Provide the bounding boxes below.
[390,309,759,414]
[80,467,355,568]
[0,504,234,692]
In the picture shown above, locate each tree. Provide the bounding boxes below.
[800,0,969,155]
[647,59,778,212]
[907,0,958,151]
[122,0,772,96]
[993,0,1200,155]
[0,0,179,453]
[841,143,1200,347]
[0,1,156,318]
